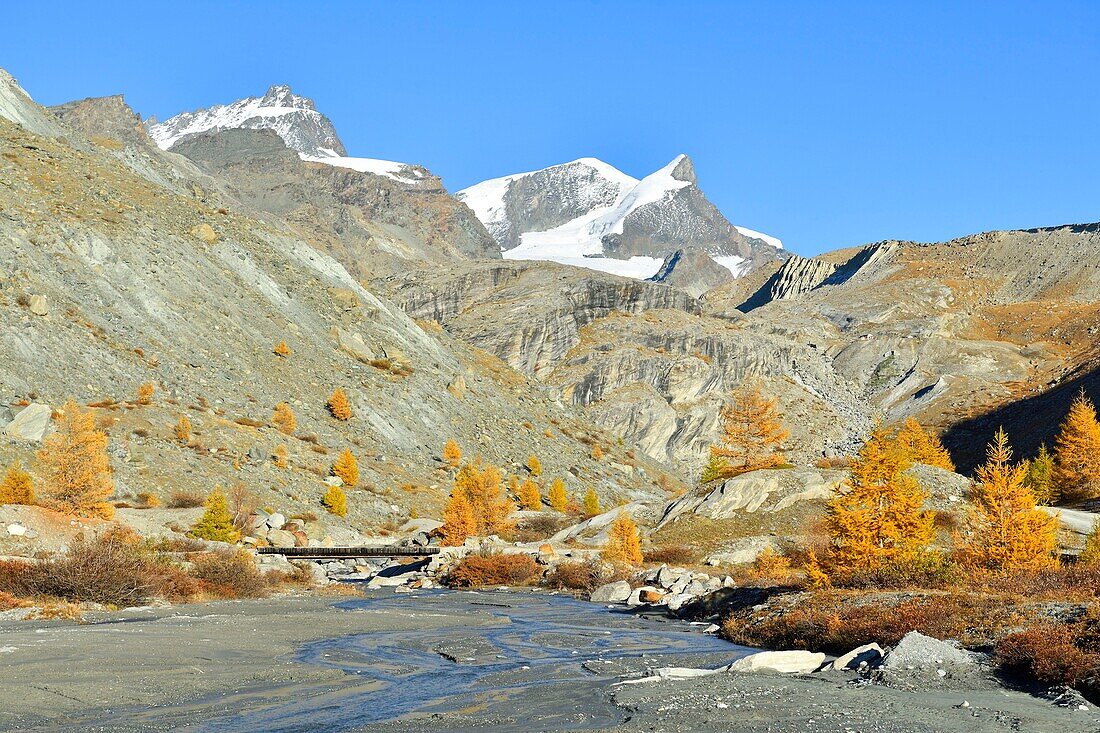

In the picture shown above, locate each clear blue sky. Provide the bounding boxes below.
[5,1,1099,256]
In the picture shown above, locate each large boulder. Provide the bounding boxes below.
[831,642,884,671]
[266,529,296,548]
[590,580,632,604]
[725,650,826,674]
[4,403,52,442]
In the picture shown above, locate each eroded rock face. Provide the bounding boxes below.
[658,468,845,528]
[382,261,700,377]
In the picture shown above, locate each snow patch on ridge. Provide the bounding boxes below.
[734,225,783,250]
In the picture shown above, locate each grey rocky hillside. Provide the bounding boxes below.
[383,221,1100,477]
[0,69,678,542]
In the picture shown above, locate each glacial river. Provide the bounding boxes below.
[196,589,750,732]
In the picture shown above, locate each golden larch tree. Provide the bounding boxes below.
[174,415,192,444]
[443,439,462,468]
[455,459,513,536]
[592,444,604,460]
[272,402,297,434]
[327,388,353,421]
[825,424,935,572]
[893,417,955,471]
[440,487,475,546]
[274,341,292,357]
[603,512,643,565]
[273,444,288,469]
[1054,390,1100,501]
[1079,521,1100,566]
[188,486,240,543]
[527,454,542,477]
[0,462,34,505]
[583,487,601,517]
[37,399,115,519]
[518,478,541,511]
[548,478,568,512]
[331,449,359,487]
[711,383,789,471]
[960,428,1057,572]
[323,484,348,517]
[136,382,155,406]
[1023,443,1056,506]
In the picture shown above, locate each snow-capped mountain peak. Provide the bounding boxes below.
[457,154,785,281]
[146,85,427,184]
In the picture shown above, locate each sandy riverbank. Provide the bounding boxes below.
[0,590,1097,732]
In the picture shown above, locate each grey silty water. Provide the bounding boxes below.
[192,589,751,733]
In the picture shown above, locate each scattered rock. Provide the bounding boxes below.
[590,580,632,604]
[4,403,52,442]
[266,529,296,548]
[28,294,48,316]
[725,650,826,675]
[190,223,218,244]
[6,523,27,537]
[831,642,884,671]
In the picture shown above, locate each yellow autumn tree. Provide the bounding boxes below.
[893,417,955,471]
[273,444,288,469]
[583,487,601,517]
[518,479,541,511]
[0,462,34,505]
[1024,443,1056,506]
[440,487,475,546]
[331,449,359,487]
[603,512,643,565]
[274,341,292,357]
[188,486,240,543]
[825,424,935,572]
[136,382,155,406]
[37,399,114,519]
[323,484,348,517]
[527,454,542,477]
[1079,521,1100,566]
[710,383,789,472]
[443,439,462,468]
[1054,390,1100,501]
[455,459,513,536]
[959,428,1058,572]
[592,444,604,460]
[547,478,568,512]
[174,415,191,444]
[272,402,297,434]
[327,388,353,421]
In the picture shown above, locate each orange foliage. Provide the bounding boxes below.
[825,424,934,573]
[1054,390,1100,500]
[455,459,514,536]
[711,383,789,471]
[331,448,359,487]
[440,487,475,546]
[36,399,114,519]
[547,478,568,512]
[274,341,292,357]
[602,511,643,565]
[0,463,34,505]
[443,439,462,468]
[136,382,155,406]
[958,428,1058,572]
[174,415,191,444]
[273,444,288,469]
[272,402,297,434]
[327,388,353,421]
[893,417,954,471]
[518,478,542,511]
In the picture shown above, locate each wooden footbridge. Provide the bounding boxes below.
[255,545,440,560]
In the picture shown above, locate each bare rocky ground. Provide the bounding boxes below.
[2,591,1096,733]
